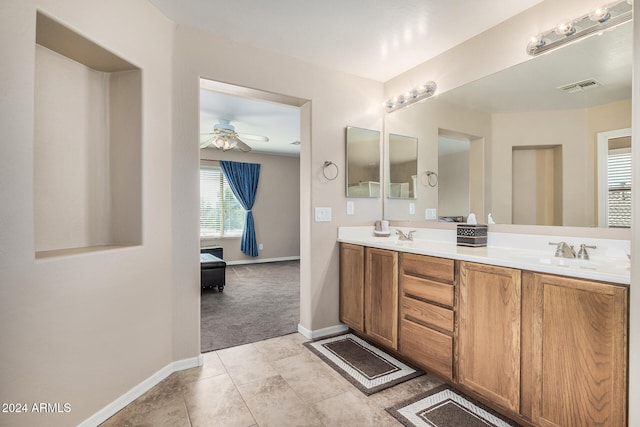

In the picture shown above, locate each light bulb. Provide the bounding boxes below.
[555,21,576,36]
[589,7,610,23]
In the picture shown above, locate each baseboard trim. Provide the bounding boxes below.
[226,256,300,266]
[79,354,203,427]
[298,323,349,340]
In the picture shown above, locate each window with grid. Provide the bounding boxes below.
[607,148,631,228]
[200,165,245,238]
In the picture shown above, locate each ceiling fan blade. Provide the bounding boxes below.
[199,136,214,148]
[236,138,252,152]
[238,133,269,142]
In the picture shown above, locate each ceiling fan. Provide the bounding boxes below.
[200,119,269,152]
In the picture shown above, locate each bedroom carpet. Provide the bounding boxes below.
[201,260,300,352]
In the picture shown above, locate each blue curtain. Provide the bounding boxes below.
[220,161,261,257]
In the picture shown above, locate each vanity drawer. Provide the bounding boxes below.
[401,296,453,332]
[402,253,454,283]
[402,274,454,307]
[400,318,453,379]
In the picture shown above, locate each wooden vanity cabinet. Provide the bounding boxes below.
[364,247,398,349]
[458,261,522,413]
[339,243,365,332]
[399,253,455,379]
[339,244,629,426]
[521,272,628,427]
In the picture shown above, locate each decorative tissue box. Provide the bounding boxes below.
[456,224,488,247]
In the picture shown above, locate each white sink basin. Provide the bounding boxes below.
[519,255,588,266]
[513,255,629,271]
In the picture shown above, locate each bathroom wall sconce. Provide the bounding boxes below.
[384,81,437,113]
[527,0,632,56]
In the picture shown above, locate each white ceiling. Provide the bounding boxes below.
[163,0,544,156]
[200,87,301,156]
[150,0,541,82]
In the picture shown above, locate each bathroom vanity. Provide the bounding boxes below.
[338,226,629,427]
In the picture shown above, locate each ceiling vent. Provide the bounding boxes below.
[558,79,601,94]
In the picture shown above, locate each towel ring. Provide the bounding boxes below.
[421,171,438,187]
[322,161,339,181]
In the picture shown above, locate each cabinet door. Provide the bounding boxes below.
[339,243,365,332]
[365,247,398,349]
[529,274,628,427]
[458,261,521,413]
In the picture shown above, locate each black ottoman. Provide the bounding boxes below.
[200,253,226,292]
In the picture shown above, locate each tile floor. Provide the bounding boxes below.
[101,333,443,426]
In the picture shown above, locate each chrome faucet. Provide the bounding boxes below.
[549,241,576,258]
[577,244,597,260]
[396,229,416,241]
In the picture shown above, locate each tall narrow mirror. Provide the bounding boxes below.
[388,134,417,199]
[346,126,380,198]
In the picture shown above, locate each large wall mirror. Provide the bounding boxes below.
[388,134,417,199]
[346,126,381,198]
[384,20,631,228]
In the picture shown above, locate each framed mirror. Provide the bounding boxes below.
[388,134,417,199]
[383,20,631,227]
[346,126,380,198]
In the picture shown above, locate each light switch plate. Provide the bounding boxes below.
[346,201,354,215]
[409,203,415,215]
[426,208,437,220]
[315,207,332,222]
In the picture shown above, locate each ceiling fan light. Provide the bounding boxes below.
[212,136,225,149]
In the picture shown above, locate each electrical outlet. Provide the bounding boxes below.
[346,201,354,215]
[426,208,437,220]
[409,203,415,215]
[314,207,332,222]
[259,243,264,251]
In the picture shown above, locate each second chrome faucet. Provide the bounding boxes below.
[549,242,597,260]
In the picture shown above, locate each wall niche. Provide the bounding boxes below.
[34,11,142,258]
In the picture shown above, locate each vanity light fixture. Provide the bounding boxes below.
[384,81,437,113]
[527,0,632,56]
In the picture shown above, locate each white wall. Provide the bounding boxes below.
[493,109,589,226]
[438,150,470,218]
[171,24,384,361]
[491,101,631,227]
[629,3,639,425]
[0,1,174,426]
[384,99,492,221]
[34,45,111,251]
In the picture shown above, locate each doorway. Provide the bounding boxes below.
[512,145,563,226]
[198,78,306,352]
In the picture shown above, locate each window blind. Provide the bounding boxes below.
[200,166,244,238]
[607,149,631,228]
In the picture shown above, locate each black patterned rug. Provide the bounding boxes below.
[303,333,423,395]
[386,384,521,427]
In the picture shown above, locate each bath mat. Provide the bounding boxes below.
[386,384,521,427]
[303,333,422,395]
